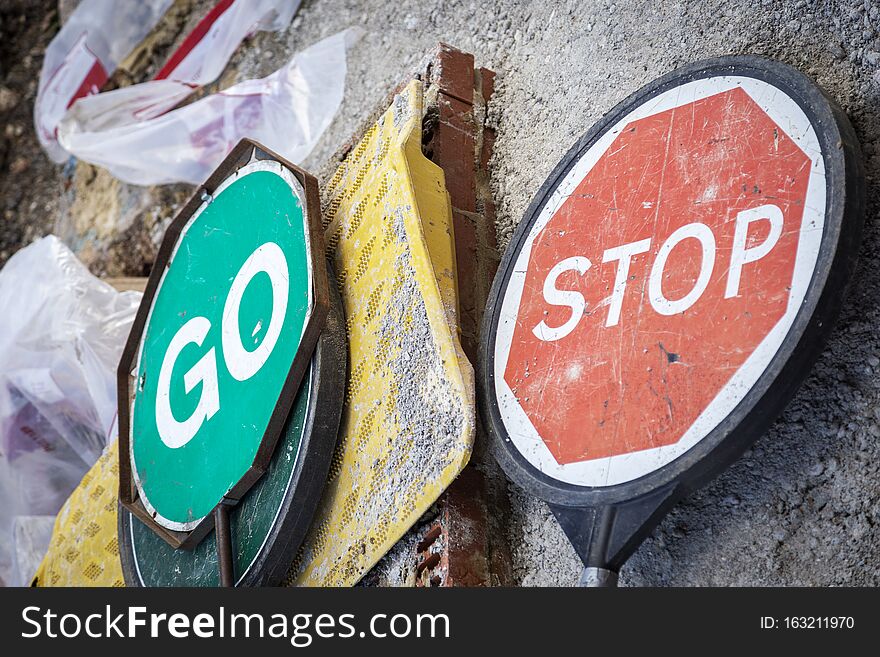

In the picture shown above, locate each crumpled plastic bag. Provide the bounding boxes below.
[35,0,356,186]
[46,0,301,137]
[12,516,56,587]
[34,0,175,163]
[0,236,140,585]
[59,27,359,185]
[35,0,299,164]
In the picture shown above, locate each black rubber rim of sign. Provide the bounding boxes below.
[478,55,865,510]
[118,272,346,587]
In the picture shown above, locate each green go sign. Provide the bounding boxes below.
[119,142,328,548]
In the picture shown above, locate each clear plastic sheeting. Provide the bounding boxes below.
[35,0,300,165]
[0,236,140,585]
[153,0,301,86]
[12,516,55,587]
[48,0,302,136]
[35,0,355,186]
[34,0,174,163]
[59,28,359,185]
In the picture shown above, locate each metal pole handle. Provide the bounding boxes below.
[579,566,619,587]
[214,504,234,587]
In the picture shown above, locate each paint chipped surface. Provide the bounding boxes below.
[494,77,826,487]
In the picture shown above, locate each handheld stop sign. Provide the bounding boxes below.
[479,56,864,585]
[118,140,337,585]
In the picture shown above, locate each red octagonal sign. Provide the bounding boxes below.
[492,74,830,488]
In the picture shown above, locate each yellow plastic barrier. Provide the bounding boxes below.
[32,440,125,587]
[287,80,475,586]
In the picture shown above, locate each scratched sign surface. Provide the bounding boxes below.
[494,76,826,487]
[129,159,315,531]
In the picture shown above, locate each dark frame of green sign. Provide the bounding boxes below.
[117,139,330,551]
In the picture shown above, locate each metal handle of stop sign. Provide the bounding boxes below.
[579,567,618,588]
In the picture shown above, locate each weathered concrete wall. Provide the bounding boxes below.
[4,0,880,585]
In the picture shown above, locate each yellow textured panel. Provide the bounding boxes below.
[289,80,475,586]
[33,440,125,587]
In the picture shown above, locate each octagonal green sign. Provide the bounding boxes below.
[118,141,329,549]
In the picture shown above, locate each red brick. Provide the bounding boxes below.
[439,93,474,131]
[433,95,477,214]
[444,467,491,587]
[452,211,478,359]
[429,44,475,104]
[435,141,476,213]
[414,45,510,588]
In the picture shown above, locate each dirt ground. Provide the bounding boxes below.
[3,0,880,586]
[0,1,63,266]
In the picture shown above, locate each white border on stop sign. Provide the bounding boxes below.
[494,75,826,488]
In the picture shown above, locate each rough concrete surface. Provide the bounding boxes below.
[3,0,880,585]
